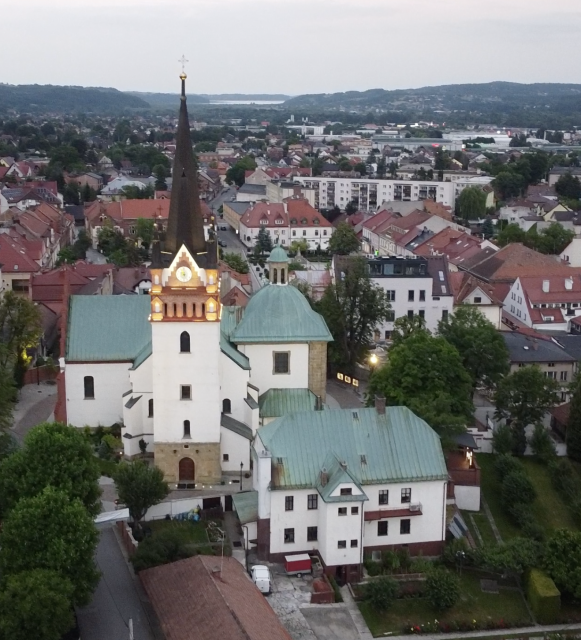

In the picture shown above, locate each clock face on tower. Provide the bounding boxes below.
[176,266,192,283]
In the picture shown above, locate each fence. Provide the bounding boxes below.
[23,365,58,386]
[144,495,226,521]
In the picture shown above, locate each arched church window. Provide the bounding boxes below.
[180,331,190,353]
[222,399,231,414]
[148,399,154,417]
[273,268,278,284]
[183,420,191,438]
[84,376,94,399]
[281,269,286,285]
[183,303,187,317]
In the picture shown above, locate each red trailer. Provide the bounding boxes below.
[284,553,312,577]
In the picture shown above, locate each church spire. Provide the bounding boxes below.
[165,66,215,265]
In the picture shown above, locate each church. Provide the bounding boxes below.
[60,72,332,485]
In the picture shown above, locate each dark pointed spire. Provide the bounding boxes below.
[165,71,216,267]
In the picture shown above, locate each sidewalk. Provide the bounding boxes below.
[383,621,581,640]
[10,381,57,443]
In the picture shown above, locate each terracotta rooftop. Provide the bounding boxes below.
[141,556,292,640]
[518,274,581,304]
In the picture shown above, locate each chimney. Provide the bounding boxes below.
[315,395,323,411]
[320,468,328,487]
[542,280,550,293]
[532,339,538,351]
[375,396,386,415]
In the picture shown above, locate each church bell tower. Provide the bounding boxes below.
[149,66,221,486]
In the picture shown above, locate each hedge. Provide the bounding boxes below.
[526,568,561,623]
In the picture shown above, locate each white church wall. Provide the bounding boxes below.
[152,321,221,444]
[220,427,250,473]
[241,343,309,394]
[66,362,131,427]
[220,352,250,424]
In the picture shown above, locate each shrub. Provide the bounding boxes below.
[131,528,195,572]
[526,568,561,623]
[328,575,343,603]
[530,424,556,462]
[381,550,400,573]
[502,471,536,507]
[425,567,460,611]
[364,576,399,611]
[492,423,514,455]
[495,453,523,480]
[364,558,382,577]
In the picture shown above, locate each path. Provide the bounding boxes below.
[10,381,57,443]
[384,621,581,640]
[86,247,107,264]
[482,498,503,544]
[326,379,365,409]
[76,525,159,640]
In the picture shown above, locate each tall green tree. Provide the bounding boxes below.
[481,217,494,239]
[495,366,559,453]
[555,172,581,200]
[391,315,428,347]
[0,349,16,432]
[496,223,527,247]
[135,217,155,249]
[0,570,75,640]
[315,256,391,374]
[438,306,510,393]
[254,227,273,255]
[114,462,169,528]
[367,332,473,437]
[153,164,167,191]
[566,372,581,462]
[328,222,360,255]
[457,186,487,221]
[0,292,42,387]
[535,223,575,255]
[493,171,525,200]
[0,487,99,605]
[0,422,101,517]
[544,529,581,599]
[226,157,257,187]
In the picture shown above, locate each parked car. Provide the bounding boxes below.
[218,240,227,247]
[251,565,272,594]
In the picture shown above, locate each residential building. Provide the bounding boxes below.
[65,172,103,192]
[413,227,496,270]
[265,181,317,208]
[0,234,41,294]
[236,183,267,203]
[293,177,456,211]
[448,271,504,329]
[249,401,449,583]
[502,330,576,403]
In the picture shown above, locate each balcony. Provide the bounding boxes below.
[446,451,480,487]
[364,503,423,521]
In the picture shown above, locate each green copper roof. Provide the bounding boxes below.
[231,285,332,344]
[232,490,258,525]
[268,247,289,263]
[316,453,367,503]
[258,406,448,490]
[66,295,151,362]
[220,307,250,370]
[259,388,319,418]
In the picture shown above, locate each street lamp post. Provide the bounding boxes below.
[240,462,243,491]
[369,353,378,373]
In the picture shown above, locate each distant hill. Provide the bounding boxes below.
[201,94,291,101]
[127,91,210,108]
[0,83,149,113]
[284,82,581,117]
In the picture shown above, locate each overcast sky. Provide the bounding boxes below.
[2,0,580,95]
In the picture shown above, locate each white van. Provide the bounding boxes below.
[251,565,272,595]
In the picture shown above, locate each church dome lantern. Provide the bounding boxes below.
[267,246,289,285]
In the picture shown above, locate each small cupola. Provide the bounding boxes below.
[267,246,290,285]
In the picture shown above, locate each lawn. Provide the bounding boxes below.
[148,519,212,545]
[470,512,498,547]
[476,454,520,541]
[97,457,119,478]
[519,457,577,534]
[358,570,532,637]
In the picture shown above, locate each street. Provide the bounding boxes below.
[209,187,250,258]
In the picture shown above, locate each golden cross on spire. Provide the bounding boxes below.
[178,54,189,79]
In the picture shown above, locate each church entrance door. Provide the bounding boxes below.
[179,458,195,482]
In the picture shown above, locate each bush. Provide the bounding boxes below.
[495,453,523,480]
[492,423,514,455]
[328,575,343,603]
[530,424,556,462]
[364,576,399,611]
[526,569,561,623]
[364,558,382,577]
[425,568,460,611]
[131,528,195,572]
[502,471,536,507]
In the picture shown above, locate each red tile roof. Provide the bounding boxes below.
[519,274,581,304]
[0,234,41,273]
[85,199,171,224]
[141,556,292,640]
[287,198,332,227]
[240,202,286,228]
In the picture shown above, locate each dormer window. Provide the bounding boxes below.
[260,218,268,225]
[313,218,320,225]
[290,218,297,225]
[275,218,284,225]
[301,218,307,225]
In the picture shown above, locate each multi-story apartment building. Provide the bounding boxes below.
[293,177,455,211]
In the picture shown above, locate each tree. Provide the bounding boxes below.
[153,164,167,191]
[481,217,494,239]
[221,252,249,274]
[535,223,575,255]
[438,306,510,393]
[493,171,525,201]
[391,315,428,347]
[367,332,473,438]
[567,373,581,462]
[114,461,169,528]
[496,223,526,247]
[289,239,309,255]
[135,217,155,249]
[226,157,257,187]
[530,423,556,462]
[345,200,358,215]
[328,222,359,255]
[480,537,542,575]
[254,227,273,256]
[0,487,99,605]
[492,424,514,455]
[0,570,74,640]
[315,257,391,374]
[457,186,486,222]
[354,162,367,176]
[0,422,101,517]
[425,568,460,611]
[363,576,398,611]
[509,133,530,148]
[502,471,536,507]
[0,291,42,387]
[0,351,16,432]
[495,366,560,430]
[544,529,581,599]
[555,172,581,200]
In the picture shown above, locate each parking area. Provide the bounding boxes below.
[265,565,361,640]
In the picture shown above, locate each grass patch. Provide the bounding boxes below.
[519,457,577,534]
[147,519,211,545]
[471,513,498,547]
[358,570,531,637]
[97,457,119,478]
[476,454,520,541]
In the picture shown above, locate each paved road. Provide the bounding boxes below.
[86,247,108,264]
[77,525,158,640]
[208,185,237,213]
[10,382,57,443]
